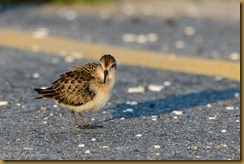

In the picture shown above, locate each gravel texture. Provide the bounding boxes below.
[0,47,240,160]
[0,4,240,61]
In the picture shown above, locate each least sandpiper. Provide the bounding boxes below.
[34,54,117,129]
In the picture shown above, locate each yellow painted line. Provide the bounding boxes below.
[0,29,240,81]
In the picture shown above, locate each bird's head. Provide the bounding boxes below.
[98,54,117,84]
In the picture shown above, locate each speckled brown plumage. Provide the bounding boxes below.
[34,54,117,129]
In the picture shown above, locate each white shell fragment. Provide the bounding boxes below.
[24,147,34,150]
[234,92,240,97]
[148,84,164,92]
[226,106,234,110]
[206,104,212,108]
[229,52,240,61]
[32,28,49,39]
[78,144,85,147]
[184,26,195,36]
[172,110,183,115]
[85,150,91,154]
[32,73,40,78]
[0,101,8,106]
[127,86,145,93]
[163,81,171,86]
[154,145,161,149]
[136,134,142,137]
[175,40,185,49]
[123,108,134,113]
[209,116,217,120]
[122,33,136,43]
[147,33,159,42]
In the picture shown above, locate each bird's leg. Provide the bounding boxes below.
[70,110,82,129]
[78,112,103,129]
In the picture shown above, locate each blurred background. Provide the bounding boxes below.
[0,0,240,61]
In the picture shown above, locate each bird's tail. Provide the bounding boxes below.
[34,87,55,99]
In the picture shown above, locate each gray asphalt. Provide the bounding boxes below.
[0,4,240,61]
[0,46,240,160]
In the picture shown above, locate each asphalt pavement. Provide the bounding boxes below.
[0,46,240,160]
[0,0,241,160]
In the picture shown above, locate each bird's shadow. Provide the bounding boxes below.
[101,88,239,123]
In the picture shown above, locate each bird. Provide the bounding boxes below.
[34,54,117,129]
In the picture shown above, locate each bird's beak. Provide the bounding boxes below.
[104,70,108,84]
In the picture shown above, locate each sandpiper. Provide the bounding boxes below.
[34,54,117,129]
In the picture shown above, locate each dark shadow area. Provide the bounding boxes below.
[108,88,239,120]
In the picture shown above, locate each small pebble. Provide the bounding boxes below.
[123,108,134,113]
[78,144,85,147]
[151,116,157,118]
[40,107,46,110]
[91,138,96,141]
[175,40,185,49]
[206,104,212,108]
[102,111,107,114]
[91,118,95,121]
[85,150,91,154]
[173,116,178,119]
[130,101,138,105]
[53,104,58,108]
[49,113,54,116]
[43,121,47,124]
[193,146,198,150]
[0,101,8,106]
[32,73,40,78]
[220,144,227,147]
[43,117,48,120]
[226,106,234,110]
[128,86,145,93]
[172,110,183,115]
[214,76,223,81]
[32,28,49,39]
[154,145,161,149]
[236,120,239,122]
[184,26,195,36]
[24,147,33,150]
[136,134,142,137]
[152,118,157,121]
[64,56,74,63]
[148,84,164,92]
[221,129,227,133]
[163,81,171,86]
[209,116,217,120]
[16,103,21,106]
[229,52,240,61]
[120,117,125,120]
[147,33,158,42]
[103,146,109,148]
[234,92,239,97]
[136,34,148,44]
[122,33,136,43]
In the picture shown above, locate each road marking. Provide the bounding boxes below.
[0,29,240,81]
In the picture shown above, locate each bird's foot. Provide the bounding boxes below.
[80,124,103,129]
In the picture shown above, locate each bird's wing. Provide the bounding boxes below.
[41,63,98,106]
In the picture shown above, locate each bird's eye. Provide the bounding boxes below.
[112,63,117,69]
